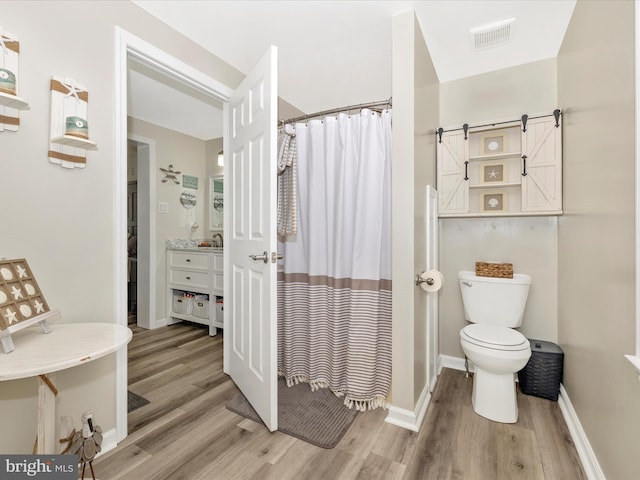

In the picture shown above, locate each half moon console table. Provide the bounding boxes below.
[0,323,132,454]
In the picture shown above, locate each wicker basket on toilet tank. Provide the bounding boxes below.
[475,261,513,278]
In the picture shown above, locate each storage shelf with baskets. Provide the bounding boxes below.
[166,249,223,336]
[437,111,563,218]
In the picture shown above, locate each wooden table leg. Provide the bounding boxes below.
[37,374,57,454]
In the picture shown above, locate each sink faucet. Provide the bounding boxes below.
[212,233,223,248]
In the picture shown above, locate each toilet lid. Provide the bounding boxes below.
[461,324,529,351]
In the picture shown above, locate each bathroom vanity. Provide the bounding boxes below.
[166,248,223,336]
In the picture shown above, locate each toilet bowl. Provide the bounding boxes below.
[460,324,531,423]
[458,271,531,423]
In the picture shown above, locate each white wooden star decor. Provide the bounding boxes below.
[0,258,59,353]
[0,26,30,132]
[48,75,97,169]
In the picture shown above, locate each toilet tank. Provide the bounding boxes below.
[458,271,531,327]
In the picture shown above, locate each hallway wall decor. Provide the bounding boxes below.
[0,26,29,132]
[48,75,97,169]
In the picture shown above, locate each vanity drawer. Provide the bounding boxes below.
[168,268,210,290]
[168,251,209,270]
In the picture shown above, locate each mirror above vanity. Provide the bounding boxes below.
[209,174,223,231]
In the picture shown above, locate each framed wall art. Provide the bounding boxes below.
[183,174,198,189]
[481,191,507,213]
[481,161,507,184]
[480,132,508,155]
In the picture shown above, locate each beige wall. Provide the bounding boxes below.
[391,11,439,410]
[558,2,640,478]
[438,59,559,358]
[439,58,558,127]
[412,17,439,404]
[0,0,243,453]
[128,118,209,323]
[440,217,558,357]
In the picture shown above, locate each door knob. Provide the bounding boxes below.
[271,252,284,263]
[249,251,269,264]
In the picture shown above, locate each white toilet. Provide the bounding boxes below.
[458,270,532,423]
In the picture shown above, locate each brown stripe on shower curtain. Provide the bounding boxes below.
[277,272,392,292]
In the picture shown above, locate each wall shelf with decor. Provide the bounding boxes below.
[436,110,562,218]
[0,91,29,110]
[50,134,98,150]
[0,27,29,132]
[48,76,98,169]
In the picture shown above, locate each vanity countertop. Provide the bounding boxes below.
[166,238,222,253]
[167,246,223,253]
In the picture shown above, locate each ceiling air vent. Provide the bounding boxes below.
[470,17,516,50]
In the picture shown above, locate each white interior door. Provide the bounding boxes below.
[223,46,278,431]
[425,185,439,392]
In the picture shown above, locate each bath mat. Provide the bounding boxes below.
[226,378,358,449]
[127,390,150,413]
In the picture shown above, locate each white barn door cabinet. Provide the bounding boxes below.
[437,111,562,217]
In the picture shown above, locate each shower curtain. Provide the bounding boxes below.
[277,109,392,411]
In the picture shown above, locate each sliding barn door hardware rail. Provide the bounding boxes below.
[436,109,562,136]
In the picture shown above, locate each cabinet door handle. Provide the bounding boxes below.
[521,155,528,177]
[464,161,469,181]
[186,258,191,262]
[186,276,191,280]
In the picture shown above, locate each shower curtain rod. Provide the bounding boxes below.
[279,97,392,126]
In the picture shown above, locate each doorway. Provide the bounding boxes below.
[126,136,155,331]
[115,27,234,442]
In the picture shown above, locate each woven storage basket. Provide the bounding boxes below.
[475,261,513,278]
[518,339,564,402]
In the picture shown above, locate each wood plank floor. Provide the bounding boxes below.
[95,322,586,480]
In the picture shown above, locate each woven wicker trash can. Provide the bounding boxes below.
[517,339,564,401]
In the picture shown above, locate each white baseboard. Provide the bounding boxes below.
[154,317,168,329]
[95,427,118,458]
[558,385,605,480]
[385,383,432,432]
[440,354,474,372]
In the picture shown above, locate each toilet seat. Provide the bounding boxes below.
[461,324,529,351]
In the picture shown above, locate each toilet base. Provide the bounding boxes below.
[471,367,519,423]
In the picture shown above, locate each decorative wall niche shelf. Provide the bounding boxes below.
[48,75,98,169]
[0,27,29,132]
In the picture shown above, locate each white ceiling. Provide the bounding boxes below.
[128,58,224,140]
[128,0,576,140]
